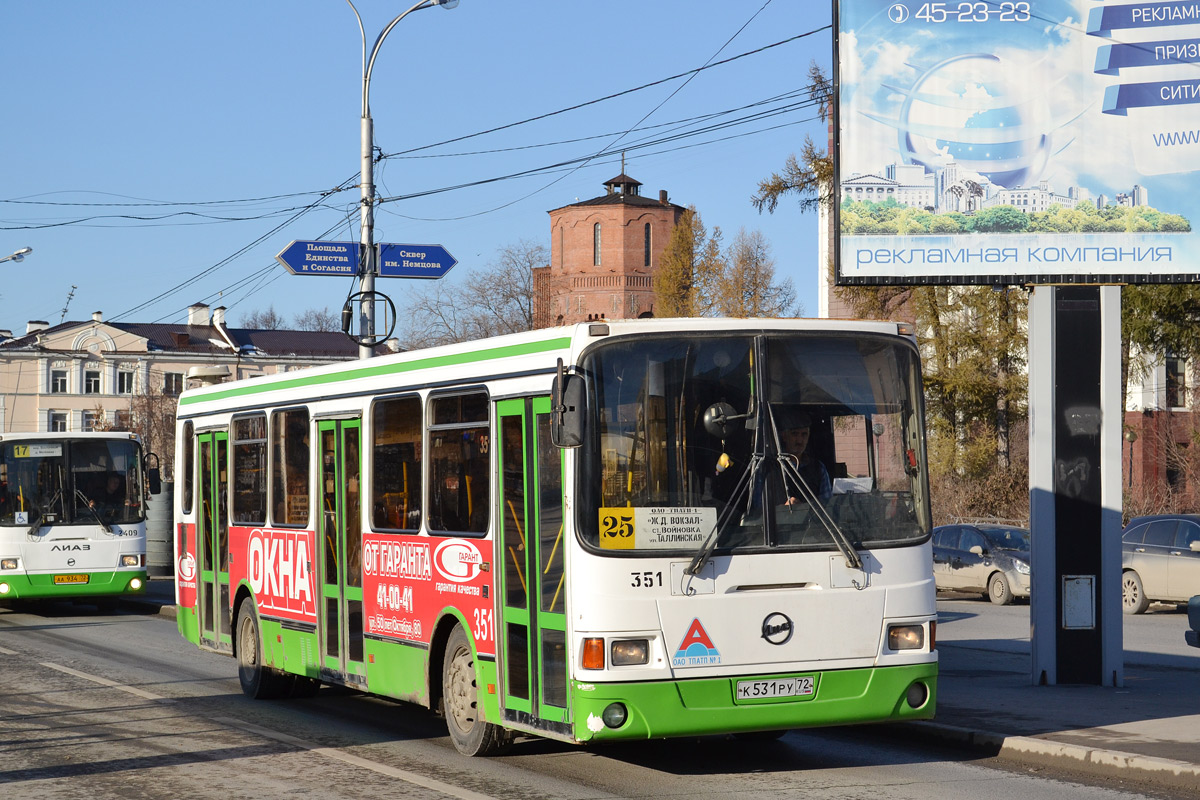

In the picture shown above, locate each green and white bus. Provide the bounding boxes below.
[0,432,152,608]
[173,318,936,755]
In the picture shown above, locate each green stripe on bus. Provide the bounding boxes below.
[179,337,573,406]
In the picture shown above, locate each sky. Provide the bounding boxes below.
[2,1,833,337]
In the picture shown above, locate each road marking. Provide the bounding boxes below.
[211,716,499,800]
[0,645,18,655]
[42,661,174,703]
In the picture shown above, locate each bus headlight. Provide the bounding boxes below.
[1,558,17,570]
[0,582,9,595]
[887,624,925,651]
[128,577,143,591]
[610,639,649,666]
[120,555,139,567]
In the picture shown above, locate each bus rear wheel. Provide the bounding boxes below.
[442,624,511,756]
[236,601,292,699]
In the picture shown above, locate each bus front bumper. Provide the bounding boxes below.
[572,662,937,742]
[0,570,148,601]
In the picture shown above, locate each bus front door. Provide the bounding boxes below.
[197,431,232,653]
[497,397,569,733]
[317,418,366,686]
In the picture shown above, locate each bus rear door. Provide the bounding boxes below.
[317,418,366,686]
[497,397,569,734]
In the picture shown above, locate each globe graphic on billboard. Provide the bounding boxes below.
[897,53,1053,190]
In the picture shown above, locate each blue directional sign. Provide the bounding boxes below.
[276,240,361,277]
[377,243,457,279]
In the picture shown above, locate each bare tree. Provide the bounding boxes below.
[714,228,800,318]
[240,306,287,330]
[399,240,545,348]
[128,388,178,481]
[294,307,340,332]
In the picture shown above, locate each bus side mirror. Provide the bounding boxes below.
[145,452,163,495]
[551,358,585,449]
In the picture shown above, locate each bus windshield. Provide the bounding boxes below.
[0,438,145,527]
[579,332,929,554]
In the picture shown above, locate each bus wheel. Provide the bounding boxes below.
[236,601,291,699]
[442,624,511,756]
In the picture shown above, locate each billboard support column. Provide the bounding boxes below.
[1029,285,1124,687]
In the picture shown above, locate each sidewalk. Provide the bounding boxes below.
[125,579,1200,790]
[916,638,1200,791]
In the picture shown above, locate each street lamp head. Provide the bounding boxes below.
[435,0,459,8]
[1,246,32,264]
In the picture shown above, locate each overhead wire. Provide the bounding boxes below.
[56,18,826,324]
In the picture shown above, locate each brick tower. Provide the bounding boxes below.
[533,173,685,327]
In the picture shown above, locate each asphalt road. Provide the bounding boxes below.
[0,598,1193,800]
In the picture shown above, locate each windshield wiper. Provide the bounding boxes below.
[686,452,762,576]
[777,456,862,570]
[75,489,113,533]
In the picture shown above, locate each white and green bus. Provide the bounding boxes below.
[173,318,936,755]
[0,432,152,609]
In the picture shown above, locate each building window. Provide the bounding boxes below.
[51,370,68,394]
[118,370,136,394]
[1166,357,1186,408]
[164,372,183,396]
[593,223,602,266]
[644,223,651,267]
[84,370,101,394]
[113,410,132,431]
[81,410,100,432]
[49,411,67,432]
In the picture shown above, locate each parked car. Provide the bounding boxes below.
[1121,515,1200,614]
[1187,595,1200,649]
[931,523,1031,605]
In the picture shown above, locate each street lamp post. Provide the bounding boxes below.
[347,0,458,358]
[0,247,33,265]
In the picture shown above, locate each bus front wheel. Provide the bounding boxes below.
[236,601,292,699]
[442,624,511,756]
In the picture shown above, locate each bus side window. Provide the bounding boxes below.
[428,392,489,535]
[371,396,422,531]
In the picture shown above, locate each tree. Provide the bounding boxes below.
[751,62,833,215]
[652,206,724,317]
[240,306,286,330]
[399,239,544,348]
[294,307,340,332]
[713,228,799,318]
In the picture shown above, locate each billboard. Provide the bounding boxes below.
[835,0,1200,285]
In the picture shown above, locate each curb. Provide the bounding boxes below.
[911,721,1200,789]
[121,597,176,620]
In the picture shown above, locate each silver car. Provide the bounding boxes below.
[1121,515,1200,614]
[931,524,1031,605]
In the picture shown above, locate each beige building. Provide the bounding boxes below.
[0,303,362,436]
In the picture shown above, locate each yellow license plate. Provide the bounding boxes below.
[53,574,89,585]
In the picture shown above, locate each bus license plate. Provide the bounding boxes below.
[53,574,89,585]
[736,676,815,701]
